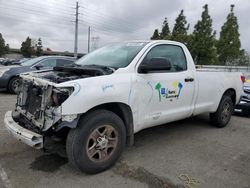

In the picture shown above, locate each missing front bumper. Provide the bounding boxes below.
[4,111,43,149]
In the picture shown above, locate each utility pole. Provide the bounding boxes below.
[74,1,79,58]
[88,26,90,53]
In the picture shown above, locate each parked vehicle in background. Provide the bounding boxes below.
[0,58,31,66]
[0,58,5,64]
[0,56,75,93]
[0,58,16,66]
[11,58,31,65]
[235,74,250,116]
[4,40,244,174]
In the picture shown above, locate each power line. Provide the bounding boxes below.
[0,9,135,37]
[79,19,145,36]
[91,26,125,36]
[79,20,127,35]
[1,2,72,17]
[1,2,138,34]
[0,14,74,28]
[79,14,134,33]
[89,27,138,40]
[80,6,141,29]
[0,5,74,23]
[78,10,146,35]
[6,0,75,13]
[1,10,145,41]
[1,1,148,53]
[79,12,136,31]
[0,1,74,18]
[79,16,139,35]
[1,1,145,35]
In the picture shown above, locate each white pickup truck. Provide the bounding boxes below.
[4,40,244,174]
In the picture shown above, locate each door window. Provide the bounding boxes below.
[38,58,56,68]
[56,59,74,66]
[142,45,187,72]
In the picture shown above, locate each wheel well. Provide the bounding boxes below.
[223,88,236,105]
[8,76,18,84]
[86,102,134,147]
[7,76,20,93]
[7,76,21,87]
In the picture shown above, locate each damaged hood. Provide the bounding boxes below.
[20,64,115,87]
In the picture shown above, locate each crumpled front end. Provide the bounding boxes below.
[4,64,115,149]
[4,73,79,149]
[16,74,75,132]
[4,111,44,149]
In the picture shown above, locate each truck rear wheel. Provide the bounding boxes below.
[210,95,234,128]
[66,110,126,174]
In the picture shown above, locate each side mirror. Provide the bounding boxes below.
[138,57,172,73]
[34,65,43,70]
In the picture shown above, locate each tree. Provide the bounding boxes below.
[171,10,189,44]
[236,50,250,66]
[36,38,43,56]
[217,4,241,65]
[0,33,9,56]
[190,4,217,65]
[5,44,9,53]
[20,37,35,57]
[160,17,171,39]
[151,29,160,40]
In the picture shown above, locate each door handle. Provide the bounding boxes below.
[185,77,194,82]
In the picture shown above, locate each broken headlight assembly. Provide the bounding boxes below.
[51,87,74,106]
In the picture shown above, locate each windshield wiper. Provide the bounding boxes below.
[82,64,116,71]
[72,64,82,67]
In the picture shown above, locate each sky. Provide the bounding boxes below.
[0,0,249,54]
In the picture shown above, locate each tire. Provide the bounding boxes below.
[8,77,21,94]
[210,95,234,128]
[66,110,126,174]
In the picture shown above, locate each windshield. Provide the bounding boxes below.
[75,42,148,68]
[21,56,44,66]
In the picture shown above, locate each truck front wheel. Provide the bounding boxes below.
[210,95,234,128]
[66,110,126,174]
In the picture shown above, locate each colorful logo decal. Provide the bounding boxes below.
[155,81,183,101]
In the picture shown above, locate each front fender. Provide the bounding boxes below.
[57,73,135,115]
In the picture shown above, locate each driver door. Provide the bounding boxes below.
[135,44,195,130]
